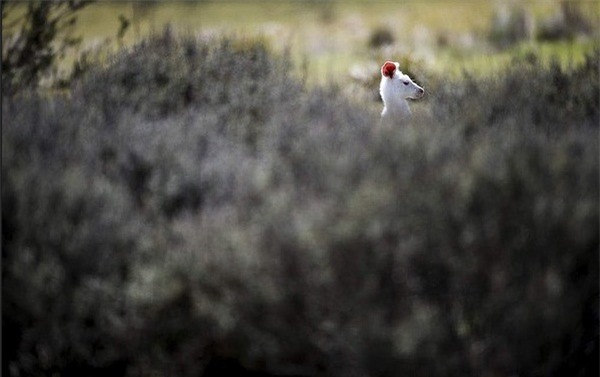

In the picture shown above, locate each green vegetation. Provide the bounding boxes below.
[1,1,92,92]
[3,1,599,83]
[3,28,598,376]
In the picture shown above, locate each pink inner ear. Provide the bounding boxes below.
[382,61,396,78]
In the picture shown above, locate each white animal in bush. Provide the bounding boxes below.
[379,61,424,121]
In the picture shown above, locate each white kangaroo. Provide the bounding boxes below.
[379,61,424,123]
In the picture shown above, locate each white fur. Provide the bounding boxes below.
[379,61,424,122]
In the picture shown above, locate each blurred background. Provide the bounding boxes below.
[2,1,599,377]
[59,1,600,74]
[3,0,599,85]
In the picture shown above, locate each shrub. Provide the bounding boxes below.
[2,33,598,377]
[429,49,599,132]
[1,1,91,94]
[369,26,395,49]
[74,33,298,126]
[489,5,534,48]
[538,1,596,41]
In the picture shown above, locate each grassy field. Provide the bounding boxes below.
[5,0,598,83]
[79,1,599,79]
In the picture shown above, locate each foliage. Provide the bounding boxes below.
[489,5,534,47]
[489,1,597,48]
[2,32,598,377]
[1,0,92,94]
[538,1,596,42]
[368,26,395,49]
[428,48,599,132]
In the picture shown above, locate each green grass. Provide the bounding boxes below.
[432,39,599,78]
[5,0,598,85]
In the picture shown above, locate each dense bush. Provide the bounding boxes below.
[3,32,598,377]
[429,49,599,132]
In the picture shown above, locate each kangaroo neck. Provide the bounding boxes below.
[383,95,411,117]
[381,77,412,118]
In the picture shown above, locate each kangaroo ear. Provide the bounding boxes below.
[381,61,396,78]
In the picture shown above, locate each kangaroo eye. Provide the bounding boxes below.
[403,81,409,86]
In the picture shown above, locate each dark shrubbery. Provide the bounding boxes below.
[3,32,598,377]
[429,50,599,132]
[75,34,298,125]
[538,1,596,42]
[369,26,395,48]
